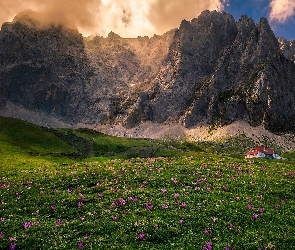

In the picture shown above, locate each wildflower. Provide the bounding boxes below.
[204,229,209,234]
[0,218,4,222]
[179,220,183,225]
[181,202,187,207]
[212,217,217,222]
[51,205,55,210]
[259,208,265,213]
[275,205,279,210]
[247,204,253,210]
[134,221,138,227]
[138,233,145,240]
[174,193,180,198]
[67,189,72,193]
[10,243,16,250]
[161,189,167,195]
[78,202,83,207]
[56,219,61,226]
[148,205,153,210]
[154,225,159,230]
[229,223,233,228]
[97,182,101,187]
[112,216,117,221]
[235,197,240,201]
[78,242,84,247]
[223,185,227,190]
[162,205,168,210]
[0,232,2,238]
[281,199,285,204]
[23,221,32,229]
[97,193,102,197]
[253,214,258,219]
[205,241,213,249]
[83,234,89,239]
[80,217,85,221]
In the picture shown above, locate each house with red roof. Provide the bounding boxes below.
[245,146,281,159]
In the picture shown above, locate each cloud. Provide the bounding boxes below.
[269,0,295,23]
[0,0,227,37]
[147,0,226,35]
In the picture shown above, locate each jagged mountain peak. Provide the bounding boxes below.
[0,10,295,134]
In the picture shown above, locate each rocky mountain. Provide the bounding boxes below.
[278,37,295,62]
[0,10,295,133]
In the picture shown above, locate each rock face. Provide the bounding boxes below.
[0,10,295,132]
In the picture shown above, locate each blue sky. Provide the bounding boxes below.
[224,0,295,40]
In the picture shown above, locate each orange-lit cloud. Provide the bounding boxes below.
[0,0,226,37]
[269,0,295,23]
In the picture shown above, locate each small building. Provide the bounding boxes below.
[245,146,281,159]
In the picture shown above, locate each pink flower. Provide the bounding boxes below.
[179,220,183,225]
[229,223,233,228]
[161,189,167,195]
[162,205,168,209]
[204,229,209,234]
[281,199,285,204]
[253,214,258,219]
[112,216,117,221]
[78,202,83,207]
[174,193,180,198]
[212,217,217,222]
[138,233,145,240]
[83,234,89,239]
[235,197,240,201]
[0,232,3,238]
[78,242,84,247]
[181,202,187,207]
[51,205,55,210]
[275,205,279,210]
[223,185,227,190]
[56,219,61,226]
[10,243,16,250]
[259,208,265,213]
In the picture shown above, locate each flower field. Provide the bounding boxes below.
[1,155,295,249]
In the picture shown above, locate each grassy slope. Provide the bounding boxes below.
[1,116,295,249]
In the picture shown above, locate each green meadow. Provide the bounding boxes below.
[0,116,294,249]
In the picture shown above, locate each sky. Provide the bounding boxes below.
[0,0,294,40]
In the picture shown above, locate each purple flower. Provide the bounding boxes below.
[78,202,83,207]
[83,234,89,239]
[229,223,233,228]
[181,202,187,207]
[51,205,55,210]
[148,205,153,210]
[205,241,213,249]
[10,243,16,250]
[112,216,117,221]
[23,221,32,229]
[56,219,61,226]
[259,208,265,213]
[223,185,227,190]
[281,199,285,204]
[0,218,4,222]
[253,214,258,219]
[174,193,180,198]
[154,225,159,230]
[204,229,209,234]
[212,217,217,222]
[275,205,279,210]
[78,241,84,247]
[138,233,145,240]
[161,189,167,195]
[0,232,3,238]
[162,205,168,210]
[235,197,240,201]
[97,193,102,197]
[179,220,183,225]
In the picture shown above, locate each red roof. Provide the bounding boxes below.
[246,146,275,156]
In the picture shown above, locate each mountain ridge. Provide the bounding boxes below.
[0,10,294,136]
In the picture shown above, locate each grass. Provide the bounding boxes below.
[0,116,295,249]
